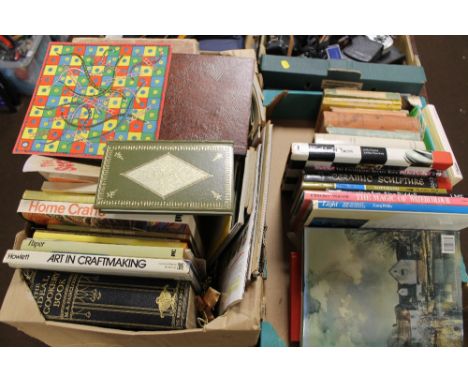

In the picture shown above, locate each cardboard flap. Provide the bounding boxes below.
[0,270,45,324]
[266,91,288,120]
[207,278,263,331]
[72,37,200,54]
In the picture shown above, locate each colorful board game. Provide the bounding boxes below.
[13,42,172,159]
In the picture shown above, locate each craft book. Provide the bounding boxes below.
[13,42,172,159]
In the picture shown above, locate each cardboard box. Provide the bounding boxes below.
[0,40,270,346]
[0,230,264,346]
[1,116,270,345]
[260,36,426,95]
[263,123,314,345]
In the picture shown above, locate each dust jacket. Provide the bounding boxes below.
[303,228,463,346]
[95,141,234,214]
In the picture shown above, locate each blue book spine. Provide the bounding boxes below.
[335,183,366,191]
[317,200,468,214]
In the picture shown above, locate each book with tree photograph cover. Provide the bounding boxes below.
[302,228,463,346]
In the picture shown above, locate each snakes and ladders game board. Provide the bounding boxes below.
[13,42,172,159]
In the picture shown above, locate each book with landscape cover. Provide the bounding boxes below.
[21,269,196,331]
[95,141,234,214]
[302,228,463,346]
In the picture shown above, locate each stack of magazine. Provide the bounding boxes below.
[283,88,468,346]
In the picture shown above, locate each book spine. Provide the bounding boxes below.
[4,249,197,283]
[42,225,203,258]
[23,155,100,179]
[33,230,186,248]
[423,105,463,186]
[302,190,468,206]
[285,164,440,180]
[21,269,193,330]
[423,125,436,151]
[290,143,452,170]
[325,127,421,141]
[17,199,193,235]
[20,238,187,260]
[314,133,426,150]
[323,97,402,111]
[301,182,448,195]
[302,172,441,188]
[322,111,420,132]
[22,190,96,204]
[324,88,402,102]
[40,173,98,183]
[315,200,468,214]
[329,107,409,116]
[41,181,98,194]
[290,143,453,170]
[289,251,301,345]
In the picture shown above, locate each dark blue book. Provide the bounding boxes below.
[22,270,196,331]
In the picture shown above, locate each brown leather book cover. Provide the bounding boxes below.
[160,54,255,155]
[321,111,421,133]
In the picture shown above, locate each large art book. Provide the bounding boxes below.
[95,141,234,214]
[21,270,195,331]
[302,228,463,346]
[13,42,172,159]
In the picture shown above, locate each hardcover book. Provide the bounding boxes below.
[159,54,255,155]
[4,250,202,292]
[422,105,463,186]
[23,155,100,183]
[290,143,452,171]
[17,199,202,254]
[13,42,172,159]
[303,228,463,346]
[95,141,234,214]
[313,133,425,151]
[22,269,196,331]
[321,111,421,133]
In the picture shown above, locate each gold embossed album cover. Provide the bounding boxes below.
[95,140,234,214]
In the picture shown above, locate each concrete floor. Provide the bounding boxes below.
[0,36,467,346]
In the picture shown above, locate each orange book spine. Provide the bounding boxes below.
[322,111,421,133]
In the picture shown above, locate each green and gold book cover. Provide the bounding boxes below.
[303,228,463,346]
[95,141,234,214]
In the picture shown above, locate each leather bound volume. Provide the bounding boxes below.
[160,54,255,155]
[321,111,421,133]
[95,141,234,215]
[22,269,196,331]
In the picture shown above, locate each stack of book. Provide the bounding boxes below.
[3,40,263,334]
[283,88,468,346]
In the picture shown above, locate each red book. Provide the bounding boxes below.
[289,251,301,345]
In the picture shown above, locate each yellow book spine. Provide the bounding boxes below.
[324,88,402,102]
[33,230,187,249]
[322,97,402,111]
[22,190,95,204]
